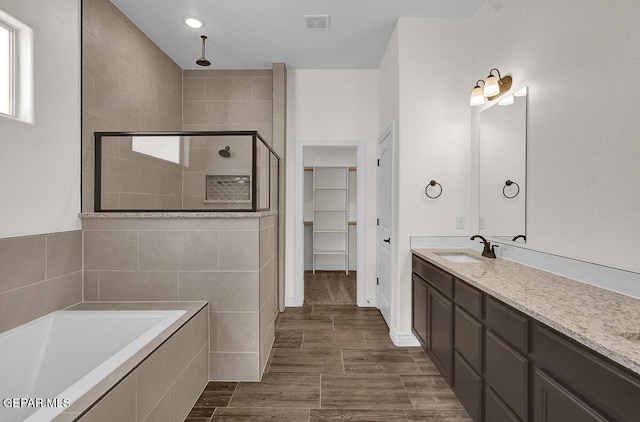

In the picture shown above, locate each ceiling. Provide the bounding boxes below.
[110,0,485,70]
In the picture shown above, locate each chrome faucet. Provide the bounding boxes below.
[470,235,498,259]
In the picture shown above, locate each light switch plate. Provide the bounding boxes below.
[479,216,485,229]
[456,216,465,230]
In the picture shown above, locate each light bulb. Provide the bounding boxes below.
[470,85,485,106]
[484,75,500,97]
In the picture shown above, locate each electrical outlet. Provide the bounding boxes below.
[456,216,465,230]
[479,216,485,229]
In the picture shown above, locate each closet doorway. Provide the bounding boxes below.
[302,146,359,305]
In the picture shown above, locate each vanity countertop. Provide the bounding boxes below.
[412,248,640,376]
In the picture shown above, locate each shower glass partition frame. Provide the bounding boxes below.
[93,131,279,212]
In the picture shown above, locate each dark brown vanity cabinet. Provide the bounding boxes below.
[428,286,454,382]
[411,253,640,422]
[485,298,529,421]
[411,255,454,385]
[411,274,428,348]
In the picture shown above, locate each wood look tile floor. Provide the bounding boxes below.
[185,305,471,422]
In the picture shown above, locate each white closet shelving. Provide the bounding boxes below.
[312,167,349,274]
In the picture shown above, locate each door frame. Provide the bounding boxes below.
[292,139,367,307]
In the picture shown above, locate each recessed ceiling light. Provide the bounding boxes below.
[184,17,204,29]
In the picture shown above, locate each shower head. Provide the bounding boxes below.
[219,146,231,158]
[196,35,211,67]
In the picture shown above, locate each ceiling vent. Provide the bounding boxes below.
[304,15,330,31]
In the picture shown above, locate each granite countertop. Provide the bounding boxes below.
[79,211,278,218]
[412,248,640,376]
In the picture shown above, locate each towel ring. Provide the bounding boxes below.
[425,180,443,199]
[503,180,520,199]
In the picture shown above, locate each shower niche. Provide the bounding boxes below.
[93,131,279,212]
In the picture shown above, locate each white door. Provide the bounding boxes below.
[377,126,393,327]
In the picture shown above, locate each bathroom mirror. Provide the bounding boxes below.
[478,87,527,242]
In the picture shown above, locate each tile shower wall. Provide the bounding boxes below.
[82,0,183,211]
[0,231,82,334]
[182,70,273,145]
[182,135,254,210]
[82,216,277,381]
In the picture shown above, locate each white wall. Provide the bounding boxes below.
[378,25,401,332]
[0,0,81,237]
[286,69,378,305]
[391,19,472,337]
[470,0,640,273]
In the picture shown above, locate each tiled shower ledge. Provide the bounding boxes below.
[79,211,278,218]
[413,248,640,376]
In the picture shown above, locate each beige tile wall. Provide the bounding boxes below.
[182,70,273,146]
[0,231,82,335]
[259,215,277,373]
[182,134,254,210]
[76,306,208,422]
[82,216,276,381]
[82,0,183,211]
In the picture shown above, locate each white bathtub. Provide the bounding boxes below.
[0,310,186,422]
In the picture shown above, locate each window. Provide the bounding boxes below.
[0,8,32,123]
[132,136,182,164]
[0,20,14,117]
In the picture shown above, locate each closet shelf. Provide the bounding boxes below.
[312,166,349,275]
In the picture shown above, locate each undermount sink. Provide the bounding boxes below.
[437,254,482,263]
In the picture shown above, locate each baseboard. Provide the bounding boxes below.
[304,265,358,271]
[285,297,303,307]
[389,326,420,347]
[359,298,376,307]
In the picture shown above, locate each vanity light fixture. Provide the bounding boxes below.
[184,17,204,29]
[470,80,486,106]
[470,68,513,106]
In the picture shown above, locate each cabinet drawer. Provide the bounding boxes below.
[455,307,483,373]
[486,386,521,422]
[412,255,453,298]
[455,279,482,319]
[454,352,482,422]
[486,297,528,354]
[536,325,640,422]
[486,331,528,421]
[534,369,607,422]
[412,275,428,349]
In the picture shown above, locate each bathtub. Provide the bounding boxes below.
[0,310,186,422]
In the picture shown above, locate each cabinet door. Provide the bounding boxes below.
[486,386,521,422]
[455,307,483,373]
[412,275,428,349]
[534,370,607,422]
[454,352,482,422]
[428,287,453,384]
[486,331,528,421]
